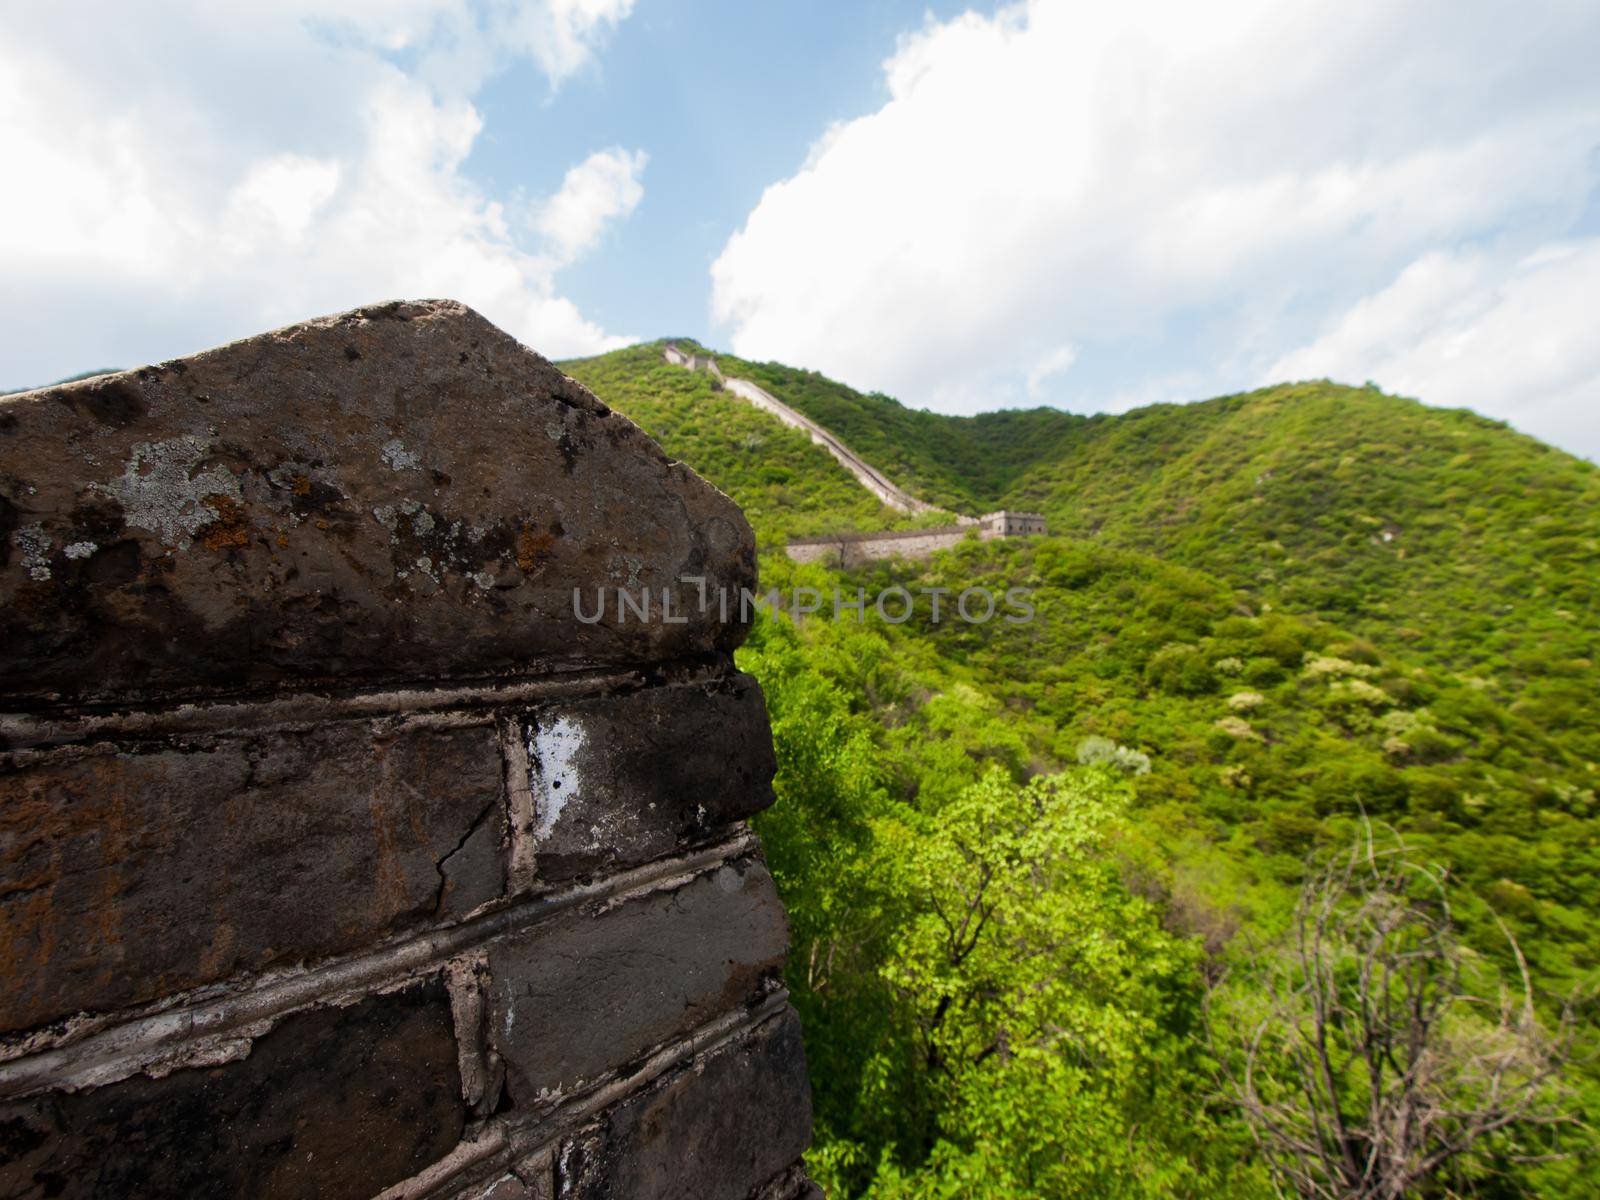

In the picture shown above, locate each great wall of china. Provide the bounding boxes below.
[661,343,1045,565]
[784,511,1048,568]
[662,344,951,519]
[1,304,819,1200]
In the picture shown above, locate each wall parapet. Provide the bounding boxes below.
[785,511,1048,567]
[0,302,817,1199]
[787,524,971,547]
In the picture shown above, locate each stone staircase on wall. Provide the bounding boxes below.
[663,343,959,521]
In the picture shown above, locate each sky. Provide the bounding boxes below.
[2,0,1598,460]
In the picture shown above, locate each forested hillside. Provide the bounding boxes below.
[564,344,919,545]
[659,338,1087,512]
[563,341,1600,1198]
[667,343,1598,685]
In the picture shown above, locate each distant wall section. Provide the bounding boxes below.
[663,343,950,519]
[786,511,1048,567]
[786,525,971,567]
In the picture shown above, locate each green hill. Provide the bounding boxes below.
[564,339,1600,1197]
[660,338,1087,513]
[2,367,120,396]
[562,342,917,545]
[568,334,1600,965]
[1002,383,1600,688]
[571,345,1598,714]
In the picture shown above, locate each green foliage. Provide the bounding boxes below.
[566,341,1600,1196]
[1003,382,1600,740]
[562,343,914,546]
[863,768,1239,1198]
[582,345,1600,748]
[863,535,1600,992]
[1,367,120,396]
[744,604,1263,1196]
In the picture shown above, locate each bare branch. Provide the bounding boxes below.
[1209,826,1588,1198]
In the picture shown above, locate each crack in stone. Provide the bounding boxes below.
[434,799,500,915]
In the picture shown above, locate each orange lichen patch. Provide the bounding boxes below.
[198,494,250,552]
[291,474,312,497]
[516,524,554,572]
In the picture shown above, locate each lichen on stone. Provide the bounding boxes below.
[98,435,241,548]
[380,439,420,471]
[14,522,53,581]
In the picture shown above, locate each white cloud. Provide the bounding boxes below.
[1026,345,1077,398]
[536,148,648,267]
[1268,240,1600,460]
[0,0,641,384]
[497,0,636,89]
[710,0,1600,457]
[224,156,344,247]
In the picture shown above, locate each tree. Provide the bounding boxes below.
[1212,826,1586,1199]
[860,767,1252,1198]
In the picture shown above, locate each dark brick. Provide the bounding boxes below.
[0,301,755,704]
[0,718,504,1035]
[523,674,777,882]
[0,981,465,1199]
[558,1007,813,1200]
[487,857,787,1103]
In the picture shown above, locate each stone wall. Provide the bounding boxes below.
[978,511,1048,538]
[0,302,817,1200]
[784,525,975,567]
[786,512,1050,567]
[661,345,951,520]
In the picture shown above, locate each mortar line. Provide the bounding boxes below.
[499,714,537,893]
[0,656,738,749]
[379,991,796,1200]
[0,830,761,1098]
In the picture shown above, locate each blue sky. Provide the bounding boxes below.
[464,1,986,342]
[2,1,1598,460]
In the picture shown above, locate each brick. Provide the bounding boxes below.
[0,980,465,1199]
[522,674,777,882]
[557,1007,813,1200]
[0,301,756,703]
[0,718,504,1034]
[486,857,787,1102]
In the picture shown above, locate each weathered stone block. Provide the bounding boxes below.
[523,674,777,882]
[0,981,465,1199]
[0,300,814,1200]
[486,857,787,1103]
[558,1007,813,1200]
[0,300,755,703]
[0,719,503,1035]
